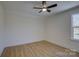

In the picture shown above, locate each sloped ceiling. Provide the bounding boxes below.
[3,1,79,16]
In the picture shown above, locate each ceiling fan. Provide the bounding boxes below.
[33,1,57,13]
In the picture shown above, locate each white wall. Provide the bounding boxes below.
[4,8,45,47]
[46,7,79,52]
[0,2,5,55]
[0,2,46,55]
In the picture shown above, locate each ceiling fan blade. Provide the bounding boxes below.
[33,7,42,9]
[39,10,42,13]
[47,10,51,12]
[47,4,57,8]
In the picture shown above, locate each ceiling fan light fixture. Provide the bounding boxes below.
[33,1,57,13]
[42,8,47,11]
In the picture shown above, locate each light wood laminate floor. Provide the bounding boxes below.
[1,40,79,57]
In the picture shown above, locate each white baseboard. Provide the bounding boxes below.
[4,39,43,48]
[69,48,79,52]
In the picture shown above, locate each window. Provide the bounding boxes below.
[72,14,79,40]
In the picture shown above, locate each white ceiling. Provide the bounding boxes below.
[3,1,79,16]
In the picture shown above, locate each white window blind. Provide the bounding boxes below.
[72,14,79,40]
